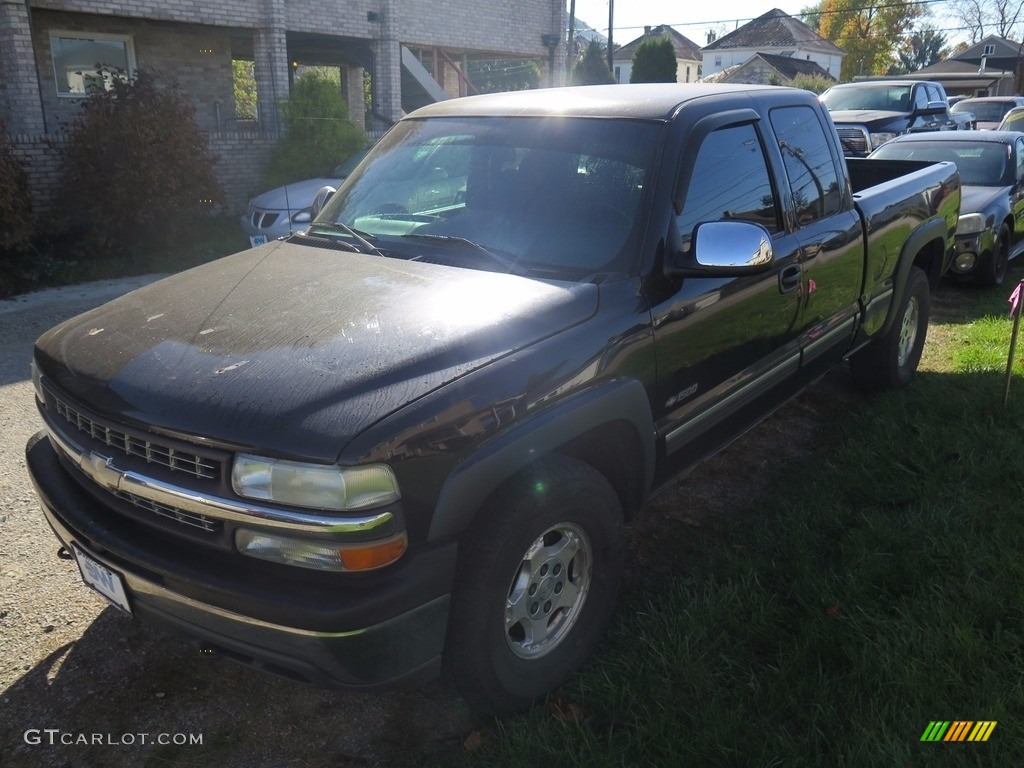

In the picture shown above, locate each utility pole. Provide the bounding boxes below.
[568,0,576,77]
[607,0,614,72]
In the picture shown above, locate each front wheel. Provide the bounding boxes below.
[444,454,625,715]
[850,265,930,391]
[979,224,1010,287]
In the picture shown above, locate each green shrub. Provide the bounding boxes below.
[630,37,677,84]
[0,124,39,297]
[55,69,223,263]
[571,40,615,86]
[791,74,835,94]
[260,72,366,189]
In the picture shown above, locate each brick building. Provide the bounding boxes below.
[0,0,565,213]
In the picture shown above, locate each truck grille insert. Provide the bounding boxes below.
[835,127,869,155]
[115,490,221,533]
[54,397,219,480]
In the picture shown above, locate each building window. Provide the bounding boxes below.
[714,55,722,67]
[686,65,691,82]
[984,44,996,56]
[50,32,135,97]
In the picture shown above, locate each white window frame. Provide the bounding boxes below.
[50,30,136,98]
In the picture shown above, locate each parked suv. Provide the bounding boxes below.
[821,80,958,156]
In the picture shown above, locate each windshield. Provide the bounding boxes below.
[952,100,1016,123]
[821,85,912,112]
[872,141,1010,186]
[311,116,660,279]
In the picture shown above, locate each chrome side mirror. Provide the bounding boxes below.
[310,185,336,220]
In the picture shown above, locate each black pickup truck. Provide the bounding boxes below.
[821,79,962,157]
[26,84,960,715]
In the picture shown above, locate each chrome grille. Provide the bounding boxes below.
[54,397,219,480]
[835,126,869,155]
[115,491,221,533]
[250,210,280,229]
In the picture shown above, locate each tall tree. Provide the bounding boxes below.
[820,0,922,81]
[950,0,1024,43]
[572,40,615,85]
[889,27,949,74]
[630,37,677,83]
[800,2,825,33]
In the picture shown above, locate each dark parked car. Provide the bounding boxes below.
[870,131,1024,285]
[951,96,1024,130]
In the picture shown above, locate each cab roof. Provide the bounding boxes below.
[405,83,803,122]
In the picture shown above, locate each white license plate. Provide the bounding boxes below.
[249,234,269,248]
[72,544,132,615]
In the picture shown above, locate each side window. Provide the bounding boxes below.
[1016,138,1024,181]
[913,86,930,110]
[676,122,779,253]
[770,105,842,226]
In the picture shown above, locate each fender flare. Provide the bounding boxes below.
[877,216,947,339]
[427,379,656,542]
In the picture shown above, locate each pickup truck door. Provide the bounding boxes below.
[770,104,863,376]
[650,117,804,461]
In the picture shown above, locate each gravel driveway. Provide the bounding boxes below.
[0,277,483,768]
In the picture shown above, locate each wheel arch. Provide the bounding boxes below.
[427,379,656,542]
[878,220,946,341]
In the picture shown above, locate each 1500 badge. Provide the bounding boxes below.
[666,383,699,408]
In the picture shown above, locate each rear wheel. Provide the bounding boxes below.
[444,454,624,715]
[850,265,930,391]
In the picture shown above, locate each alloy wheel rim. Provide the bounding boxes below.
[504,523,592,659]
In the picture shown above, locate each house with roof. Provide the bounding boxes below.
[613,25,702,84]
[701,8,844,81]
[0,0,565,214]
[701,52,835,87]
[896,36,1022,97]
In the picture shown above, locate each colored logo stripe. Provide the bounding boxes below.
[920,721,997,742]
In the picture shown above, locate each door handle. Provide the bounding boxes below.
[779,264,802,293]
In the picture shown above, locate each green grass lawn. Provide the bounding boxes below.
[455,272,1024,767]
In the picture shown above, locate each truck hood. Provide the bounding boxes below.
[828,109,908,127]
[959,184,1010,216]
[35,241,598,461]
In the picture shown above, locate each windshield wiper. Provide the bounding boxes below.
[399,233,529,276]
[308,222,384,256]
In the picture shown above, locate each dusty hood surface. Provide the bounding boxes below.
[35,241,598,460]
[828,109,907,125]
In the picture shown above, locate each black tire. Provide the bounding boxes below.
[979,224,1010,287]
[444,454,625,715]
[850,265,930,391]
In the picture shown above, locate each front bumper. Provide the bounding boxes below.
[26,431,455,690]
[951,230,995,276]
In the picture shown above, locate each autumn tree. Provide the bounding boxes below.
[820,0,922,81]
[889,27,949,74]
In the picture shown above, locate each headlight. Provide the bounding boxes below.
[235,529,407,571]
[956,213,986,236]
[290,208,312,224]
[231,454,401,511]
[869,132,898,150]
